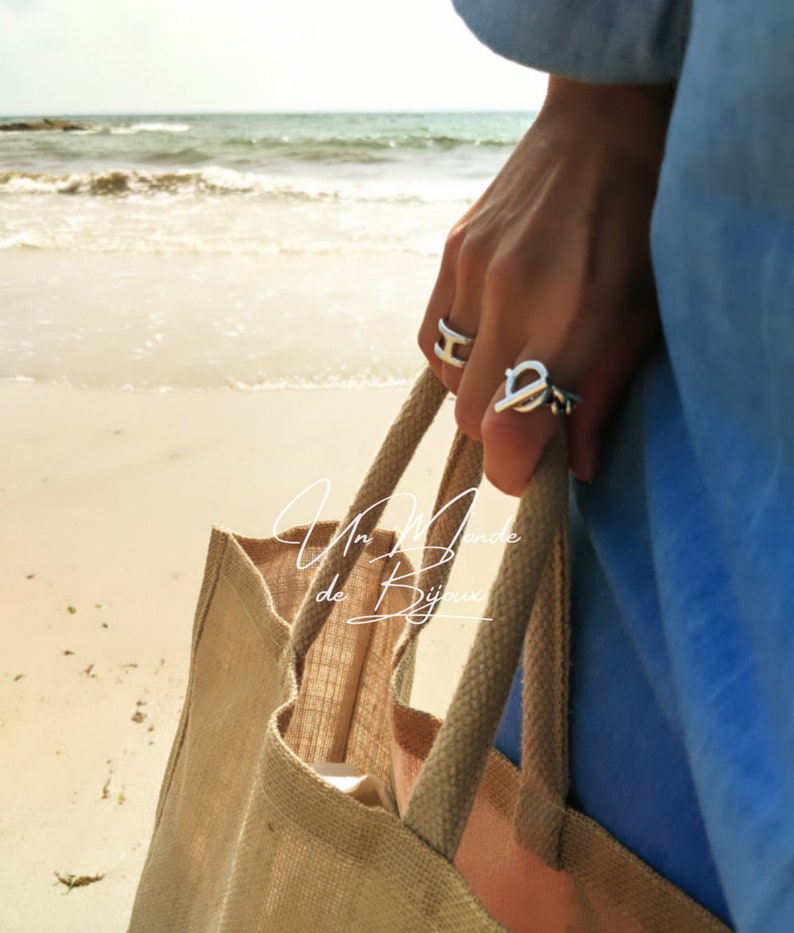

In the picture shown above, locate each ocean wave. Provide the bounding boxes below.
[138,147,216,166]
[0,167,275,197]
[7,121,196,138]
[0,233,40,250]
[111,121,192,135]
[1,122,513,158]
[222,131,514,163]
[0,165,473,204]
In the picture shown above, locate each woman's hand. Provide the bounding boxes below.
[418,77,673,494]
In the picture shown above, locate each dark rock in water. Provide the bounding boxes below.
[0,118,90,132]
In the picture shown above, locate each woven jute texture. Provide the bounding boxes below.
[128,367,732,933]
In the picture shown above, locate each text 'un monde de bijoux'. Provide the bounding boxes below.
[272,478,521,626]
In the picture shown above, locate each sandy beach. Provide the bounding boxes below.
[0,380,518,932]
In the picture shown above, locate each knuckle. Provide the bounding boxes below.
[484,248,519,287]
[481,250,522,316]
[441,222,466,265]
[455,231,489,281]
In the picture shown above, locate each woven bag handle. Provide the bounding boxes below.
[402,435,568,860]
[291,366,483,661]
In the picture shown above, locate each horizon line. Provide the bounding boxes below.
[0,107,539,119]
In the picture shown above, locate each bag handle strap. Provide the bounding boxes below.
[515,513,571,863]
[403,435,569,861]
[291,366,482,663]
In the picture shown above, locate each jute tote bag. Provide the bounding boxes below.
[128,367,731,932]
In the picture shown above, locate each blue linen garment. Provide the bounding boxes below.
[452,1,794,930]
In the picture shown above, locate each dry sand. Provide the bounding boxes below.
[0,381,518,932]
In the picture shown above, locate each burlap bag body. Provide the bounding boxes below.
[128,369,731,932]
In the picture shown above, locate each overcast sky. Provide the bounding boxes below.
[0,0,548,115]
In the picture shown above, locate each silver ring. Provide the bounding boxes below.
[434,318,474,369]
[494,360,581,416]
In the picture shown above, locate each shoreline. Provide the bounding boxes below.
[1,381,515,932]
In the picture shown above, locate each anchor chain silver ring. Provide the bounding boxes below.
[494,360,582,416]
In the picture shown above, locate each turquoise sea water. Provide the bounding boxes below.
[0,111,530,175]
[0,112,535,388]
[0,112,533,253]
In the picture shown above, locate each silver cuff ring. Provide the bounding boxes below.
[434,318,474,369]
[494,360,582,416]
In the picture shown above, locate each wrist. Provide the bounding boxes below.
[541,76,673,165]
[546,76,673,119]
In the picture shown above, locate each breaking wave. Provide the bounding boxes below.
[111,121,192,134]
[0,166,472,204]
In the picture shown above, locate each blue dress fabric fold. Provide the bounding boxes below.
[464,1,794,929]
[452,0,692,82]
